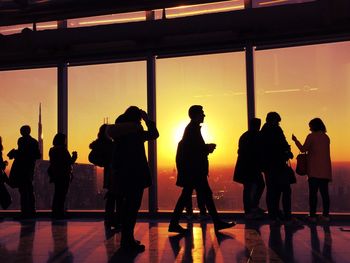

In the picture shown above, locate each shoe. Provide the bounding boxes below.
[270,218,282,227]
[52,214,70,220]
[120,241,145,253]
[104,220,114,228]
[318,215,330,224]
[199,213,211,221]
[214,220,236,232]
[245,212,263,220]
[284,218,304,228]
[306,216,317,224]
[252,207,266,214]
[186,213,199,220]
[168,223,189,234]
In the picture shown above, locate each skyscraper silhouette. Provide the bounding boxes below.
[38,103,43,160]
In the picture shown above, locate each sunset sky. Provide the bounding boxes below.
[1,41,350,173]
[0,0,349,177]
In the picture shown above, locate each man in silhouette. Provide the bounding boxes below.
[8,125,41,219]
[233,118,265,219]
[169,105,235,233]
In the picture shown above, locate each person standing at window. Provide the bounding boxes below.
[292,118,332,223]
[233,118,265,219]
[48,133,77,220]
[8,125,41,219]
[89,124,122,229]
[259,112,297,225]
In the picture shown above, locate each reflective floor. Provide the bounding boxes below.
[0,218,349,263]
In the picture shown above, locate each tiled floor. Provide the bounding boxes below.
[0,218,349,262]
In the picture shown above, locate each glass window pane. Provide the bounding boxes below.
[68,12,146,28]
[0,68,57,210]
[68,61,148,210]
[0,21,57,35]
[255,41,350,212]
[164,1,244,19]
[253,0,315,8]
[157,52,247,212]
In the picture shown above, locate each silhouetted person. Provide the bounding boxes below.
[107,106,159,253]
[48,133,77,220]
[0,136,8,174]
[7,125,41,219]
[234,118,265,219]
[292,118,332,223]
[169,105,235,234]
[176,139,207,220]
[89,124,122,228]
[0,136,10,212]
[259,112,297,225]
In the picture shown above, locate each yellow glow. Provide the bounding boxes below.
[167,5,244,18]
[192,226,204,262]
[173,120,187,144]
[264,88,300,93]
[258,0,288,6]
[37,24,57,29]
[0,27,31,33]
[78,16,145,26]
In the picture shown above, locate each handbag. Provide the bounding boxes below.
[286,161,296,184]
[279,161,296,185]
[296,153,307,176]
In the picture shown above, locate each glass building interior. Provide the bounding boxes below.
[0,0,350,262]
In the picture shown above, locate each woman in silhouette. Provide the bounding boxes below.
[292,118,332,223]
[89,124,122,228]
[48,133,77,219]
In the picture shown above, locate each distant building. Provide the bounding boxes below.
[32,104,103,211]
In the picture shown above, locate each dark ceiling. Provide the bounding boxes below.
[0,0,229,26]
[0,0,349,70]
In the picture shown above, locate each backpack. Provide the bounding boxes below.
[175,140,186,187]
[88,139,112,167]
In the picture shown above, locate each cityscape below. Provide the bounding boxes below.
[2,161,350,213]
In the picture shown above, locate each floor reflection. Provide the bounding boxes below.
[309,224,333,262]
[48,221,73,263]
[0,219,345,262]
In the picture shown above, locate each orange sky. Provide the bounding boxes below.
[0,41,350,171]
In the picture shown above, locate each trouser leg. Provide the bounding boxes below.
[196,178,219,222]
[171,186,193,224]
[104,191,116,221]
[196,188,207,215]
[243,181,253,214]
[52,180,69,217]
[185,189,193,215]
[281,184,292,220]
[265,176,280,220]
[318,179,330,216]
[252,174,265,209]
[121,188,144,246]
[18,181,36,216]
[308,178,318,217]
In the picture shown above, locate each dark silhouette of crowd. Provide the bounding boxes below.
[0,107,333,254]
